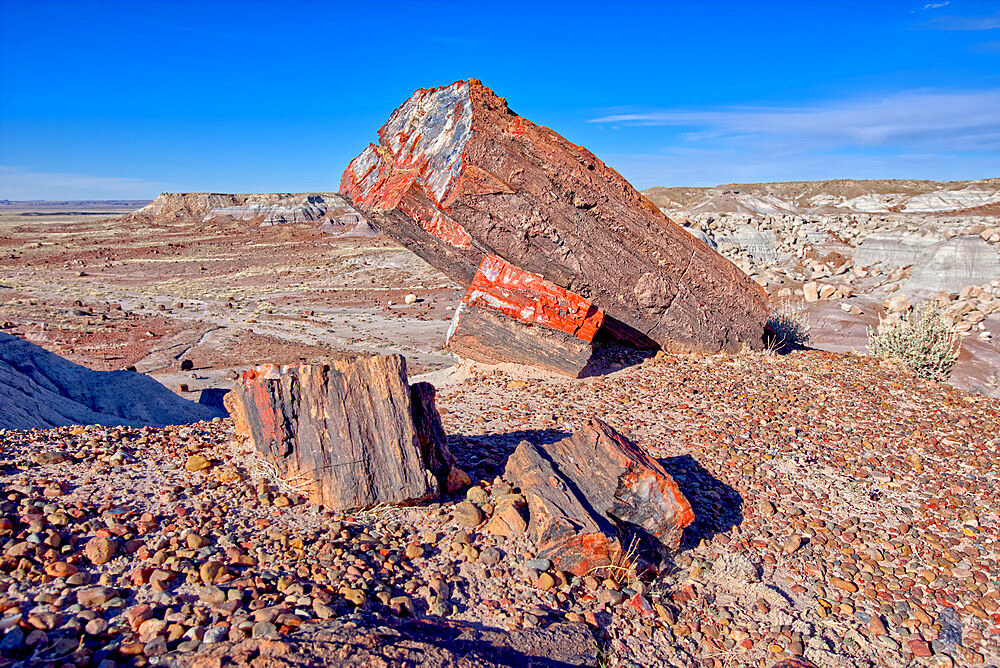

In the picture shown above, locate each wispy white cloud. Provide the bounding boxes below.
[920,11,1000,30]
[924,1,950,9]
[589,89,1000,152]
[587,89,1000,186]
[973,40,1000,53]
[0,166,170,200]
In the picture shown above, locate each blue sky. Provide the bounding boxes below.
[1,0,999,199]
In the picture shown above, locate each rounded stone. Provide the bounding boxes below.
[452,502,483,528]
[85,536,117,565]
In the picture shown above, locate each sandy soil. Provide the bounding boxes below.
[0,206,464,401]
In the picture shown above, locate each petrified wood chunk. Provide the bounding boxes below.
[445,254,604,376]
[341,79,768,354]
[504,418,693,575]
[225,354,456,511]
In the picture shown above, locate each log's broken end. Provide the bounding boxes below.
[446,255,606,377]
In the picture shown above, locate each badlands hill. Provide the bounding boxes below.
[125,192,376,236]
[640,178,1000,397]
[643,178,1000,217]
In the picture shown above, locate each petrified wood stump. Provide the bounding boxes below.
[341,79,768,358]
[503,418,693,575]
[225,354,457,511]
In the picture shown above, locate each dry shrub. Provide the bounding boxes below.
[867,303,959,382]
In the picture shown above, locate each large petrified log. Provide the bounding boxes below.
[341,79,768,361]
[503,418,694,576]
[224,354,458,511]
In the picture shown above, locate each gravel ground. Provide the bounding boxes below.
[1,348,998,667]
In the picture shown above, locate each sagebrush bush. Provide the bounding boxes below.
[765,300,811,352]
[867,303,959,382]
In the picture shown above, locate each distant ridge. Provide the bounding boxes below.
[643,178,1000,217]
[0,200,152,207]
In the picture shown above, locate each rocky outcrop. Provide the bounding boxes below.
[0,332,223,429]
[126,193,376,236]
[341,79,769,362]
[224,355,459,511]
[503,418,693,576]
[645,178,1000,217]
[852,229,944,267]
[903,236,1000,295]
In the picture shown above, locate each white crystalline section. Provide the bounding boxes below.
[0,332,223,430]
[351,146,385,198]
[381,81,473,205]
[445,300,468,344]
[902,188,1000,213]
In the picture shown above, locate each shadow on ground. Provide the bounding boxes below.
[659,454,744,551]
[579,343,656,378]
[175,614,599,667]
[448,428,571,485]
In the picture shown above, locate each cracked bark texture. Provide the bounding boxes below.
[225,355,455,511]
[341,79,769,353]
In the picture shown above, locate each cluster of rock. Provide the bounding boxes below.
[880,281,1000,341]
[224,355,694,576]
[673,210,1000,342]
[674,212,1000,302]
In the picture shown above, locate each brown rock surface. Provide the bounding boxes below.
[225,354,456,510]
[504,418,693,575]
[341,79,768,354]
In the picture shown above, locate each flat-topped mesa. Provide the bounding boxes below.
[126,192,376,237]
[224,354,461,511]
[341,79,769,356]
